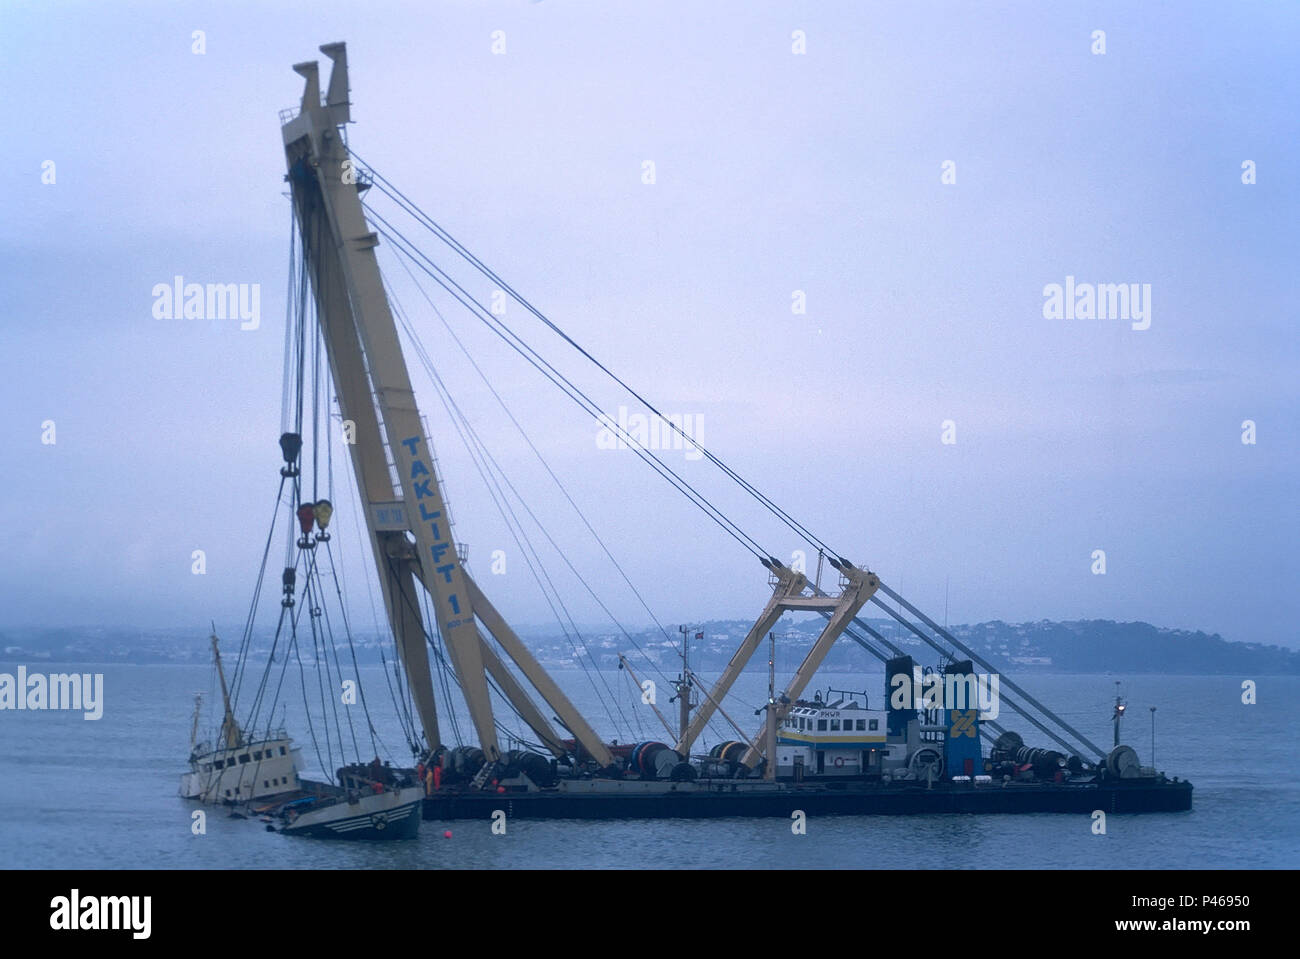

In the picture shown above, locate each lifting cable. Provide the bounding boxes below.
[354,154,841,563]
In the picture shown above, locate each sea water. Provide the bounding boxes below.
[0,665,1295,869]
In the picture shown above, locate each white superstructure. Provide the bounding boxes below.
[179,632,305,804]
[179,735,303,803]
[773,691,891,778]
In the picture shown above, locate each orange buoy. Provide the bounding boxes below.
[443,830,452,839]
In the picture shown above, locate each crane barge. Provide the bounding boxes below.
[254,42,1194,827]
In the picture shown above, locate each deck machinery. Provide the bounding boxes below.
[276,43,1192,820]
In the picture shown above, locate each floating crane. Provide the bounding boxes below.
[269,43,1191,818]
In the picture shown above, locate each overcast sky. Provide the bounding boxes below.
[3,1,1297,647]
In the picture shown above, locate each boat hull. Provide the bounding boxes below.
[282,788,422,840]
[423,778,1192,820]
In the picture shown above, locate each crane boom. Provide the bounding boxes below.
[279,43,615,770]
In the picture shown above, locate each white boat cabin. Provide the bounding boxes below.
[774,690,893,778]
[179,735,303,804]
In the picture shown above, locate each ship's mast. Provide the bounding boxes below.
[1112,682,1126,747]
[211,630,240,749]
[278,43,613,771]
[764,630,777,780]
[189,692,203,752]
[676,625,693,749]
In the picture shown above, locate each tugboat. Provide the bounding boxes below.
[191,41,1193,828]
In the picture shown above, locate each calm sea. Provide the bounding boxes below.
[1,664,1296,869]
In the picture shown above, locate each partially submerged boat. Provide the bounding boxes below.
[181,628,421,841]
[269,764,422,840]
[179,633,303,805]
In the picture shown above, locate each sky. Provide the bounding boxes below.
[3,1,1297,647]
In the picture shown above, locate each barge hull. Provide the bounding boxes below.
[423,779,1192,820]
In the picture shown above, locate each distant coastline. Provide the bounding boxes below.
[1,619,1294,674]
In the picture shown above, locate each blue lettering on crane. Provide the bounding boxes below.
[398,433,465,621]
[417,505,445,542]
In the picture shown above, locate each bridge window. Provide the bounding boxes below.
[830,719,840,731]
[817,720,827,731]
[856,719,866,731]
[869,719,879,731]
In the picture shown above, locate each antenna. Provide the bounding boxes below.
[768,631,776,705]
[189,692,203,751]
[1112,681,1126,748]
[676,625,694,748]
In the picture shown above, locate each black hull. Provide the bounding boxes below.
[423,779,1192,820]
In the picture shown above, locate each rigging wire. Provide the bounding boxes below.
[354,155,841,561]
[223,145,1097,774]
[321,540,383,757]
[363,205,769,562]
[384,248,745,749]
[367,205,792,742]
[385,241,680,686]
[227,478,288,713]
[383,269,633,738]
[387,554,552,752]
